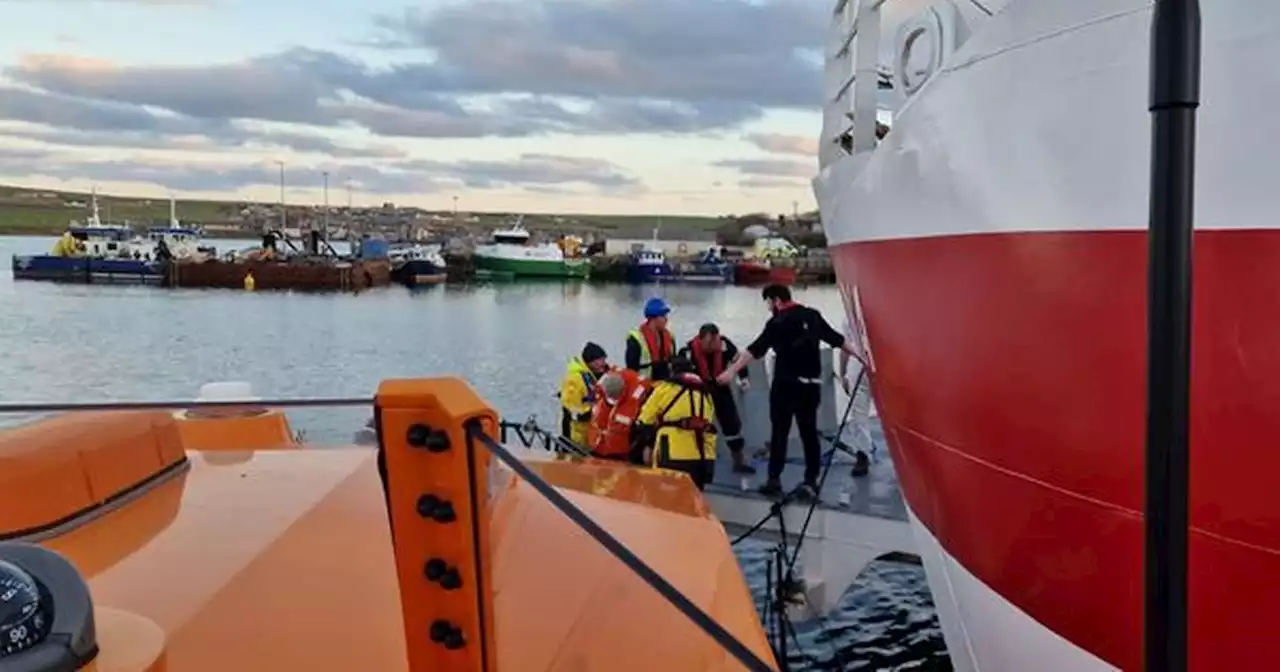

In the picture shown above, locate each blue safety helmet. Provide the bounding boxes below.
[643,297,671,319]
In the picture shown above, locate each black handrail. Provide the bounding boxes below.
[1145,1,1200,671]
[466,420,777,672]
[0,397,373,413]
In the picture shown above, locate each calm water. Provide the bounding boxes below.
[1,235,951,670]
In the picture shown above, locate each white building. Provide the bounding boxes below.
[604,232,718,257]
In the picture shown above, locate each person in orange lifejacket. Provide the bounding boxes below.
[586,368,650,461]
[625,297,676,381]
[676,323,755,474]
[633,356,718,491]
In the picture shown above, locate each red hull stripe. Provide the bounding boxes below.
[833,230,1280,671]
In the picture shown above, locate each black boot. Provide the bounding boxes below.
[851,450,870,478]
[758,478,783,497]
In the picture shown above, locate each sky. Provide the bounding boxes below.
[0,0,830,215]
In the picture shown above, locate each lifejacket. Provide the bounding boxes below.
[588,371,649,459]
[688,338,724,383]
[650,373,717,465]
[628,321,674,375]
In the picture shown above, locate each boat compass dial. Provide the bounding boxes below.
[0,543,97,671]
[0,561,48,656]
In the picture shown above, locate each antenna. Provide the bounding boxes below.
[1144,1,1200,671]
[89,186,100,225]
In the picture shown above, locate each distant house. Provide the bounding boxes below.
[604,230,718,257]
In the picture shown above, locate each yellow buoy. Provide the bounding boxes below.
[243,272,256,291]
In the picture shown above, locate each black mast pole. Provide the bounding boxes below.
[1145,1,1200,670]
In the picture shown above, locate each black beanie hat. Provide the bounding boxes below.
[582,342,607,363]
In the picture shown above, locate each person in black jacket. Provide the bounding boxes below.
[677,323,755,474]
[717,284,861,498]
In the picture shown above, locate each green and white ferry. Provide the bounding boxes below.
[472,218,590,279]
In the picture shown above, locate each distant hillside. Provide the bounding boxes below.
[0,183,736,239]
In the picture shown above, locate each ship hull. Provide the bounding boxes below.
[473,254,589,278]
[831,229,1280,671]
[11,255,166,285]
[625,262,676,284]
[390,260,447,287]
[817,1,1280,670]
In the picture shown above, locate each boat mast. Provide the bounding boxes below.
[1144,1,1200,671]
[89,186,101,226]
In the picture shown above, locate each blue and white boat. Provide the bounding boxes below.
[138,199,217,261]
[388,244,449,287]
[624,245,675,284]
[9,191,202,285]
[673,246,733,284]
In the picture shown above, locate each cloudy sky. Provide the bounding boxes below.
[0,0,828,215]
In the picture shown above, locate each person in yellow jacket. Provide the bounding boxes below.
[560,342,610,447]
[633,355,717,491]
[51,232,79,257]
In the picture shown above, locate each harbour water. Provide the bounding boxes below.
[0,235,951,670]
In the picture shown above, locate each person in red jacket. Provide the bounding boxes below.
[587,368,650,462]
[677,323,755,474]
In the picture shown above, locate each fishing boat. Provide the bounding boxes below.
[135,198,218,262]
[815,1,1239,671]
[473,217,590,279]
[624,246,675,284]
[389,244,449,287]
[0,378,778,671]
[732,259,795,287]
[671,247,733,284]
[10,191,165,285]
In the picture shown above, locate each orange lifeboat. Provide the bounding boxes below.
[0,377,777,671]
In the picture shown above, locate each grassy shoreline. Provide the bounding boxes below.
[0,183,729,241]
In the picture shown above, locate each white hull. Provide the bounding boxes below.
[905,505,1115,672]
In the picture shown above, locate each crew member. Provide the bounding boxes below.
[717,284,860,499]
[677,323,755,474]
[52,232,78,257]
[625,297,676,381]
[586,368,649,461]
[634,356,718,491]
[560,342,610,447]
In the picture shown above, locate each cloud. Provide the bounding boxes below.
[0,0,211,4]
[0,0,823,206]
[0,147,642,195]
[744,133,818,156]
[714,158,811,178]
[739,177,803,190]
[401,154,642,191]
[2,0,822,141]
[1,124,407,159]
[371,0,824,107]
[0,86,408,158]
